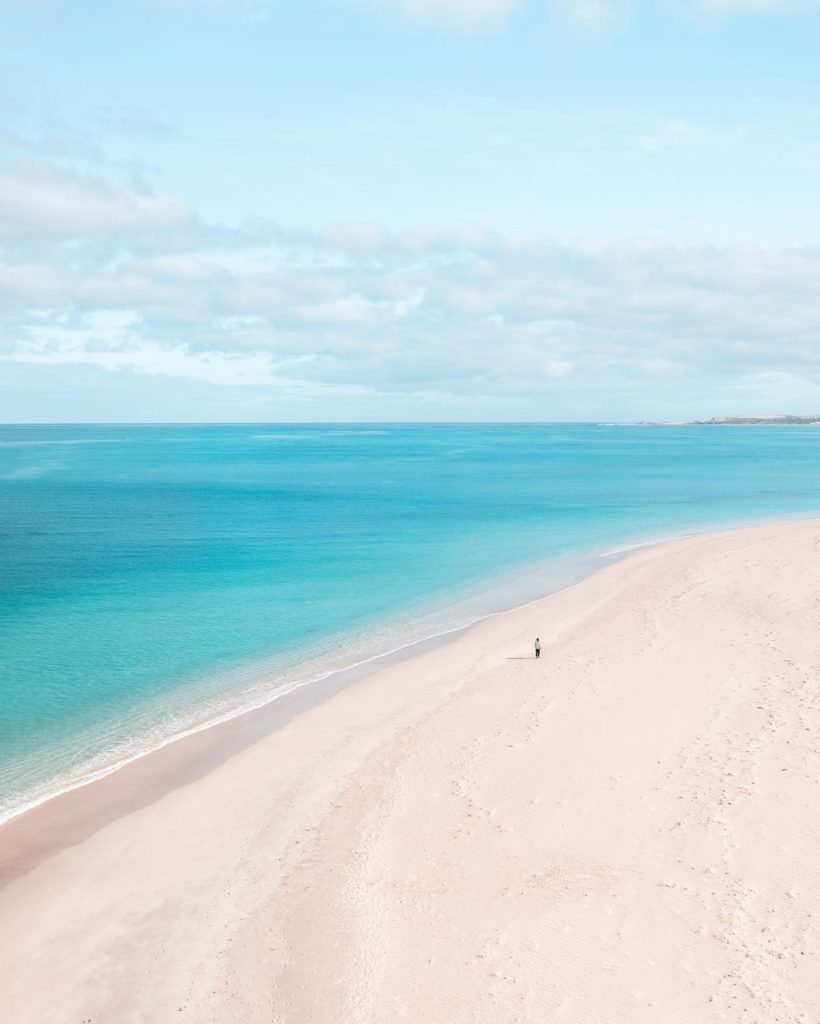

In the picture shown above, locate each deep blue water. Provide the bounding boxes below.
[2,422,820,819]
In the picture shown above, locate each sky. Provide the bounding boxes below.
[1,0,820,422]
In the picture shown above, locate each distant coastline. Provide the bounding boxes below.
[641,415,820,426]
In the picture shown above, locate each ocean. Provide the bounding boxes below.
[2,421,820,822]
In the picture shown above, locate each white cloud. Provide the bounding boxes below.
[16,336,285,387]
[149,0,820,28]
[5,219,820,409]
[0,166,193,237]
[688,0,820,11]
[358,0,523,31]
[352,0,820,34]
[2,118,820,417]
[550,0,820,34]
[147,0,522,29]
[550,0,623,30]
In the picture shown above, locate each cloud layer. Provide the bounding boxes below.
[3,152,820,420]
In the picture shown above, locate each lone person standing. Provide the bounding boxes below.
[534,637,541,659]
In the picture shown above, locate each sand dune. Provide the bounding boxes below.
[2,520,819,1022]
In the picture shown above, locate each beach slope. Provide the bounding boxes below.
[1,521,820,1022]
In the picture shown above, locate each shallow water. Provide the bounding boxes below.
[2,422,820,820]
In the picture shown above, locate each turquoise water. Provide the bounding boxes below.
[2,422,820,820]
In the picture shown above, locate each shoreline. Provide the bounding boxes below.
[0,527,658,835]
[0,510,815,883]
[0,615,482,886]
[2,518,820,1020]
[0,544,622,885]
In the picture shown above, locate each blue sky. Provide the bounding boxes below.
[2,0,820,421]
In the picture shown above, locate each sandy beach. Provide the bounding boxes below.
[2,519,820,1023]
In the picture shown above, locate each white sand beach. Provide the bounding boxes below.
[2,519,820,1023]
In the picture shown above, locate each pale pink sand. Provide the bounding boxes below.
[1,521,820,1023]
